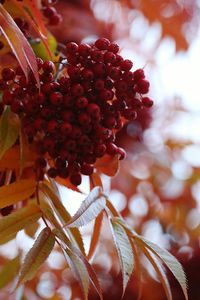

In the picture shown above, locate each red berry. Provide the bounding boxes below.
[81,163,93,175]
[120,59,133,71]
[142,97,153,107]
[50,91,63,105]
[133,69,145,81]
[60,122,72,135]
[94,143,106,157]
[81,68,94,80]
[76,96,88,109]
[47,120,57,133]
[78,43,91,56]
[117,147,126,160]
[42,60,55,73]
[61,110,74,122]
[70,173,82,186]
[43,6,57,18]
[66,42,79,53]
[47,167,58,178]
[34,118,45,130]
[10,100,23,114]
[49,13,62,25]
[104,116,117,129]
[136,79,150,94]
[78,113,91,126]
[87,103,100,118]
[71,83,84,97]
[106,142,118,155]
[104,51,116,64]
[1,68,15,80]
[123,108,137,120]
[95,38,110,50]
[91,50,104,62]
[93,63,106,77]
[2,90,14,105]
[57,167,69,178]
[108,42,119,53]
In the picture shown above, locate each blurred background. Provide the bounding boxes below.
[1,0,200,299]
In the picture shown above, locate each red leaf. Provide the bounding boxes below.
[0,4,39,85]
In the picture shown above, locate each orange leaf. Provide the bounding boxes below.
[0,146,35,170]
[0,179,36,209]
[11,0,53,59]
[89,172,103,190]
[94,154,119,177]
[87,211,103,260]
[0,4,39,85]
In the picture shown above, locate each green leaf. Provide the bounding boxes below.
[64,247,89,300]
[65,187,106,228]
[0,107,20,159]
[110,218,134,296]
[17,227,55,285]
[0,202,41,244]
[31,33,57,60]
[0,256,20,289]
[136,236,188,300]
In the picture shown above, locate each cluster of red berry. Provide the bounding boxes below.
[42,0,62,26]
[0,38,153,186]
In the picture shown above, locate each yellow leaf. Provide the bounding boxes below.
[0,256,20,289]
[17,227,55,285]
[25,221,40,238]
[0,179,36,209]
[0,202,41,244]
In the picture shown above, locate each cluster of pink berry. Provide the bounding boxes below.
[0,38,153,186]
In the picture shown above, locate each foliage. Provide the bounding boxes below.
[0,0,199,300]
